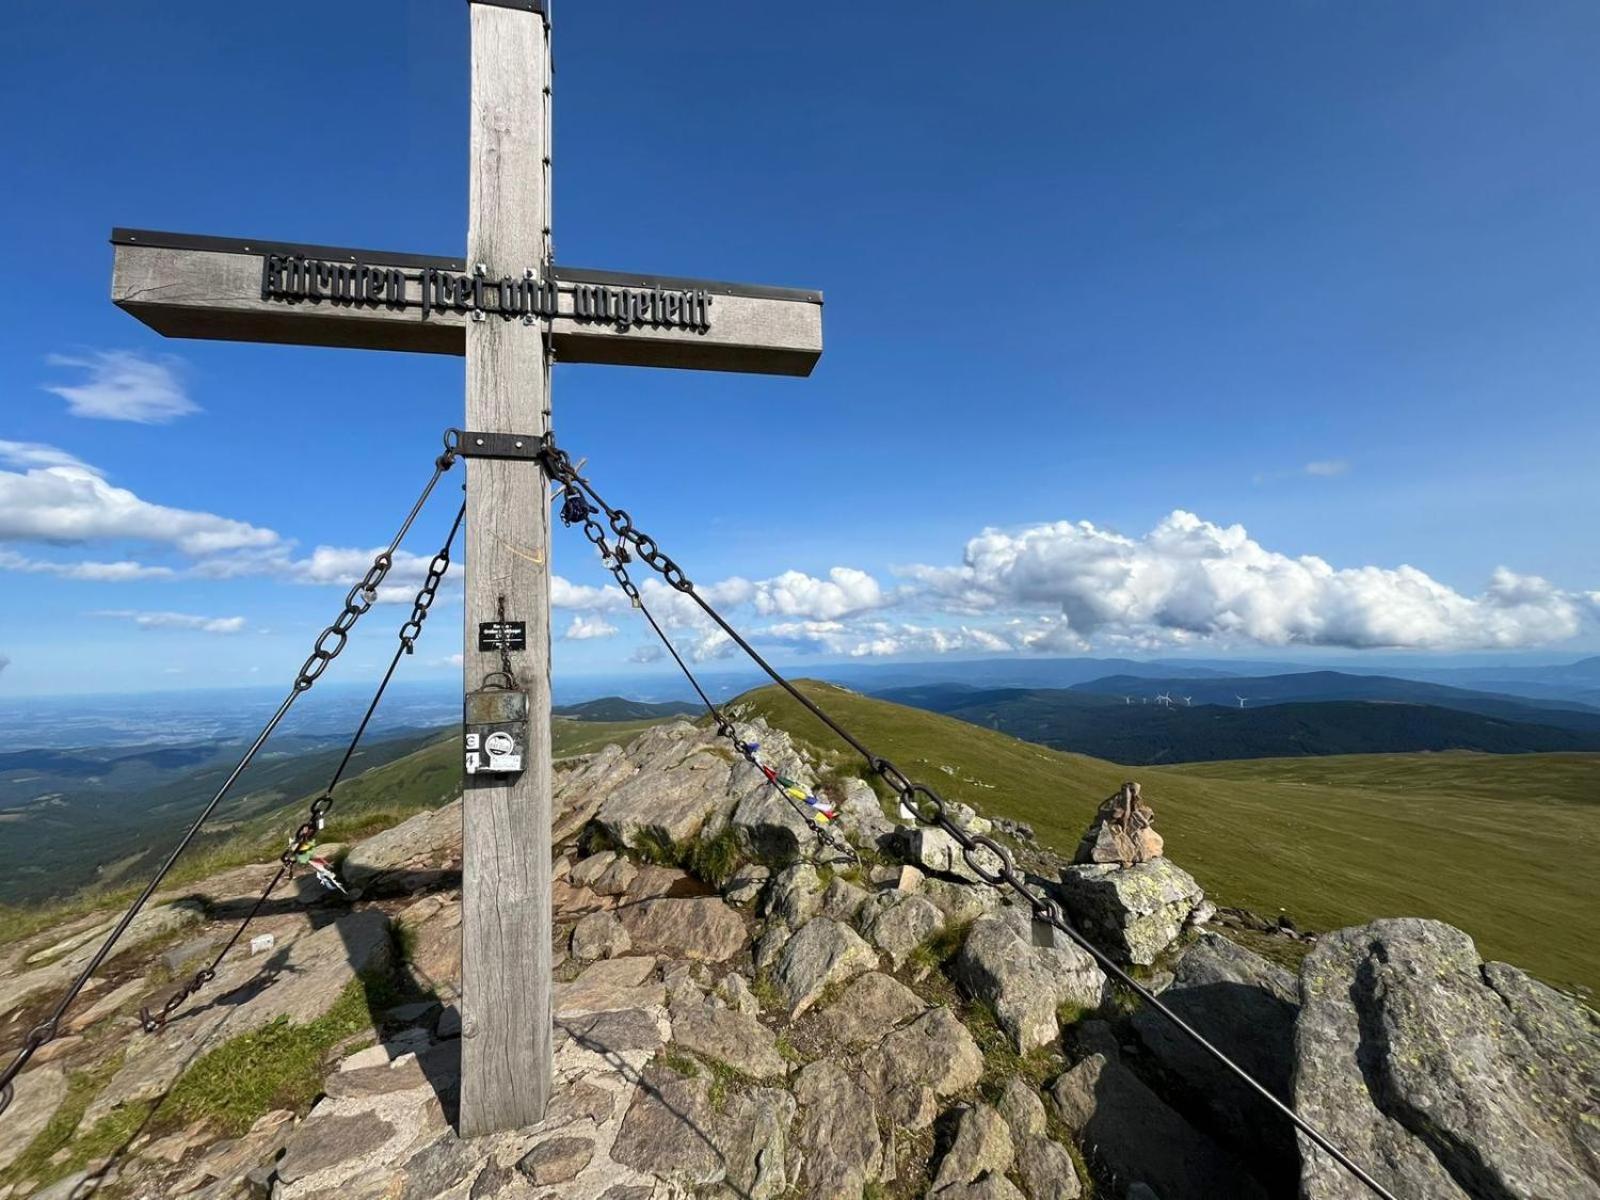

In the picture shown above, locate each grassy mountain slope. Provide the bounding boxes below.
[875,684,1600,763]
[0,715,668,933]
[736,681,1600,994]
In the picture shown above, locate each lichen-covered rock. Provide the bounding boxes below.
[340,800,461,895]
[953,908,1107,1052]
[862,1007,984,1130]
[994,1077,1047,1141]
[793,1060,884,1199]
[909,826,1001,883]
[590,722,741,851]
[610,1063,794,1198]
[671,1005,788,1080]
[1051,1052,1266,1200]
[811,971,927,1048]
[1131,931,1298,1186]
[0,1065,67,1172]
[763,863,825,928]
[1295,918,1600,1200]
[1013,1133,1082,1200]
[616,897,745,962]
[722,863,770,907]
[772,917,879,1017]
[931,1103,1014,1193]
[1056,858,1203,965]
[838,777,896,840]
[818,876,869,924]
[570,910,631,962]
[859,891,945,969]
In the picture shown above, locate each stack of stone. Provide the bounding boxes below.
[1073,781,1162,866]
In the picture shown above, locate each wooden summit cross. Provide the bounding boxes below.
[109,0,820,1136]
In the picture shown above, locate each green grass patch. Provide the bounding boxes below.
[154,971,399,1137]
[630,827,681,868]
[687,826,746,890]
[907,918,973,976]
[0,1053,153,1191]
[964,1000,1062,1096]
[739,681,1600,994]
[658,1049,699,1079]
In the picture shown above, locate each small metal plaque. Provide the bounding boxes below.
[478,621,527,652]
[465,688,529,725]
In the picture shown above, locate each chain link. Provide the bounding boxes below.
[538,433,1400,1200]
[551,456,855,864]
[0,453,457,1109]
[139,500,467,1037]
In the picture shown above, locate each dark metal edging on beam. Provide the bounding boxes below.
[111,229,465,273]
[111,229,823,306]
[468,0,548,16]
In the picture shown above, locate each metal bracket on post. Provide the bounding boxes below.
[445,428,547,461]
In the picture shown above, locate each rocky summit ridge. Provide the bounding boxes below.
[0,716,1596,1200]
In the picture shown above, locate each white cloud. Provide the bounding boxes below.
[0,654,8,676]
[92,609,247,634]
[629,644,665,664]
[0,550,175,581]
[44,351,199,424]
[552,575,626,612]
[564,615,618,641]
[751,567,886,620]
[0,440,99,472]
[1304,459,1350,478]
[0,446,279,555]
[904,511,1589,651]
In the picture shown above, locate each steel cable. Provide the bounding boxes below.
[138,499,467,1035]
[0,453,457,1119]
[557,493,856,864]
[538,435,1400,1200]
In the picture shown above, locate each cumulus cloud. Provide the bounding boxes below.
[45,351,199,424]
[92,609,247,634]
[564,615,618,641]
[903,511,1588,651]
[0,550,175,581]
[629,644,665,664]
[552,575,626,612]
[750,567,886,620]
[0,440,99,472]
[0,445,279,555]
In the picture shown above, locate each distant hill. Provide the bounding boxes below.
[553,697,701,722]
[732,681,1600,994]
[1069,670,1600,730]
[874,682,1600,763]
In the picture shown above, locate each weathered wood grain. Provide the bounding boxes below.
[109,241,823,374]
[458,0,553,1137]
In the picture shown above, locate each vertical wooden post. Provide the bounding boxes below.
[460,0,552,1137]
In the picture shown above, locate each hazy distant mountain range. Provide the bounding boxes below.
[874,667,1600,763]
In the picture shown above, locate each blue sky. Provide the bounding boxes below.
[2,0,1598,697]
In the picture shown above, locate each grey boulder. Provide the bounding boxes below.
[1295,917,1600,1200]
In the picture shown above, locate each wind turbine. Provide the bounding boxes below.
[1123,695,1133,705]
[1156,692,1173,708]
[1182,695,1193,707]
[1234,694,1248,709]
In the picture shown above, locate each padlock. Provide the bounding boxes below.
[464,686,529,776]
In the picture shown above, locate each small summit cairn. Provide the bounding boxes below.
[1058,781,1204,965]
[1074,781,1163,866]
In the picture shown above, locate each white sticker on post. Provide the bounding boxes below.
[250,933,276,955]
